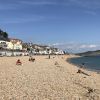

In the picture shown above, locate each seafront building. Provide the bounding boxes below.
[0,40,7,49]
[23,43,64,55]
[7,38,23,50]
[0,38,22,50]
[0,39,64,56]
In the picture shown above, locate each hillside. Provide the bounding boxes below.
[77,50,100,56]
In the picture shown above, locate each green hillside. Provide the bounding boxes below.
[77,50,100,56]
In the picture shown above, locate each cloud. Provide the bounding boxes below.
[68,0,100,10]
[0,16,45,24]
[0,1,23,10]
[67,0,99,16]
[0,5,15,10]
[1,0,100,11]
[89,45,97,48]
[80,44,97,49]
[52,43,100,53]
[0,0,65,11]
[18,0,59,6]
[84,10,97,15]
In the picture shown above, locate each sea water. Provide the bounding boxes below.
[69,56,100,71]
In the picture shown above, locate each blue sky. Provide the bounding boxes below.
[0,0,100,46]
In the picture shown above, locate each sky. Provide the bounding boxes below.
[0,0,100,52]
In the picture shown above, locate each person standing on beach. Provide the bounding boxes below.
[49,54,50,59]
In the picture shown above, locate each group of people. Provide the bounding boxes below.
[29,56,35,62]
[16,56,35,65]
[16,54,51,65]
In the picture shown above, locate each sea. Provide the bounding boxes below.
[68,55,100,72]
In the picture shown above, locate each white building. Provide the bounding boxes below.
[55,49,64,55]
[7,38,22,50]
[0,40,7,49]
[0,38,22,50]
[39,50,48,55]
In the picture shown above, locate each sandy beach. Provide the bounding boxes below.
[0,55,100,100]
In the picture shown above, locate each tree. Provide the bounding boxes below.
[3,32,8,39]
[0,29,9,40]
[0,29,3,34]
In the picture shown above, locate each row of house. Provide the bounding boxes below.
[23,43,64,55]
[0,38,64,55]
[0,38,22,50]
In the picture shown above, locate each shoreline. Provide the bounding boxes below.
[67,55,100,73]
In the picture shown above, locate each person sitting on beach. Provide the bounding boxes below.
[29,56,31,61]
[32,58,35,62]
[29,57,35,62]
[16,59,22,65]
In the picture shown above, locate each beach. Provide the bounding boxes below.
[0,55,100,100]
